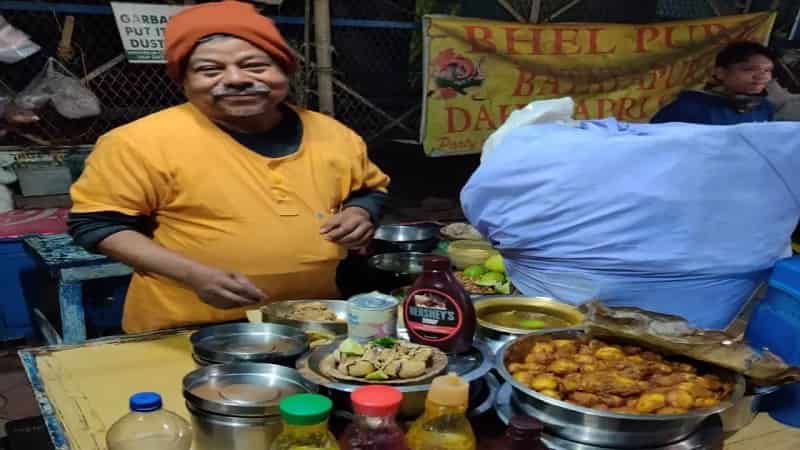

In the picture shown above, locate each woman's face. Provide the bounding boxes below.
[714,54,774,95]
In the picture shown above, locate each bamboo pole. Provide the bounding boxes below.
[313,0,334,116]
[57,15,76,62]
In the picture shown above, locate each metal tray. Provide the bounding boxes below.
[297,337,493,393]
[296,337,493,417]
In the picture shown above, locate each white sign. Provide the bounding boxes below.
[110,2,185,63]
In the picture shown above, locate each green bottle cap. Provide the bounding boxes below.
[279,393,333,426]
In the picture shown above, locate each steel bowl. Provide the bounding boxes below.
[474,296,583,354]
[261,300,348,337]
[183,363,316,450]
[495,329,745,448]
[367,252,432,292]
[374,224,439,253]
[191,323,309,366]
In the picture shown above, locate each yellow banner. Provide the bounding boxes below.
[420,13,776,156]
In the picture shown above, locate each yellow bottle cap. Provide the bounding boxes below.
[427,372,469,407]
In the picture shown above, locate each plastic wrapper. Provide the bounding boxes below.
[579,300,800,386]
[0,15,40,63]
[14,57,101,119]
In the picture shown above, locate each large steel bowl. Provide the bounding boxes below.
[495,329,745,448]
[474,296,583,354]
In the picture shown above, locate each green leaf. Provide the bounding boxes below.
[371,337,398,348]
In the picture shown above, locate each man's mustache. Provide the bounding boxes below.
[211,84,272,98]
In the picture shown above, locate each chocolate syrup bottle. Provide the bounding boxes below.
[402,256,476,353]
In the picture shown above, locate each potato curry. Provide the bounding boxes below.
[506,337,734,415]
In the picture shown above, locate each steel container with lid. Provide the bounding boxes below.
[190,323,309,366]
[182,363,316,450]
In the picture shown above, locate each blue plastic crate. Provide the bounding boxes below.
[746,257,800,427]
[0,239,39,340]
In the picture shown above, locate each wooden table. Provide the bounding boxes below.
[17,330,800,450]
[23,233,132,344]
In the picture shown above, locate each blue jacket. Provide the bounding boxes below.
[651,90,774,125]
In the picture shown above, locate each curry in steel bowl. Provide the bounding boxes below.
[504,334,736,415]
[475,296,583,333]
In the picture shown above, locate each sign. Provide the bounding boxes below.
[110,2,185,63]
[420,13,776,156]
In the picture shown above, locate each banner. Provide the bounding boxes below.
[420,13,776,156]
[110,2,184,63]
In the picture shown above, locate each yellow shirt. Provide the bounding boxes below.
[70,103,390,333]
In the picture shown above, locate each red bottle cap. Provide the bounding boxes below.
[350,385,403,416]
[423,255,451,271]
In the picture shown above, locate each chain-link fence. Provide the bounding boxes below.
[1,0,798,148]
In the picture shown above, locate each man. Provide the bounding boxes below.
[68,1,390,333]
[461,112,800,330]
[651,41,775,124]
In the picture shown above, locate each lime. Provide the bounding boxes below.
[338,339,365,355]
[495,281,512,295]
[365,370,389,380]
[463,264,488,279]
[484,254,505,274]
[476,271,506,287]
[518,319,546,329]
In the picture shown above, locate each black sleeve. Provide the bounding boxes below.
[67,211,152,252]
[343,189,388,223]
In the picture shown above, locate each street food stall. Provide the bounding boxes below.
[16,225,800,450]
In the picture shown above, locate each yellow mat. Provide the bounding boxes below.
[32,332,196,450]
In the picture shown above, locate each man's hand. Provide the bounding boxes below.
[320,206,374,249]
[185,266,268,309]
[97,230,268,310]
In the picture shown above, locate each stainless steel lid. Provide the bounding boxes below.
[183,363,316,417]
[190,323,309,364]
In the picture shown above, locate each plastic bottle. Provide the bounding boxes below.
[405,372,476,450]
[340,385,409,450]
[271,393,340,450]
[403,256,476,354]
[495,416,546,450]
[106,392,192,450]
